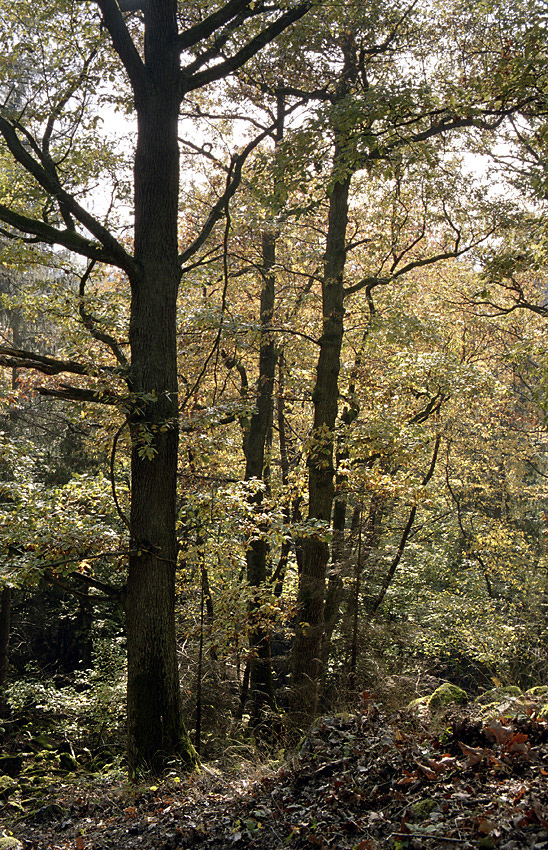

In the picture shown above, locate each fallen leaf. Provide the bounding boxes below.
[416,762,436,780]
[484,719,514,745]
[477,817,497,834]
[458,741,485,767]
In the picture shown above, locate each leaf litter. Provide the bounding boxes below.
[4,692,548,850]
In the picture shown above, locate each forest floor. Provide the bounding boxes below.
[3,692,548,850]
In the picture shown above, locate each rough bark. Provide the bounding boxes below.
[244,227,278,722]
[124,0,194,773]
[290,157,351,725]
[0,0,311,772]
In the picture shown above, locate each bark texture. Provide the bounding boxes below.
[290,163,351,724]
[124,0,193,772]
[244,228,277,722]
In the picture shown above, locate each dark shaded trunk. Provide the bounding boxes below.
[290,153,351,725]
[125,1,195,772]
[244,227,278,721]
[0,586,11,707]
[273,349,303,598]
[322,503,360,680]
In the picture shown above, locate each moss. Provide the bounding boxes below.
[428,683,468,708]
[526,685,548,698]
[29,734,56,752]
[0,775,18,799]
[477,686,522,704]
[58,752,78,772]
[0,838,23,850]
[407,683,468,712]
[407,695,430,711]
[410,799,438,821]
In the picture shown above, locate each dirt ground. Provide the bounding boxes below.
[4,694,548,850]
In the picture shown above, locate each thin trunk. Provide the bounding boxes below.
[290,154,351,724]
[369,435,441,615]
[321,281,374,669]
[195,574,204,754]
[322,504,360,675]
[0,586,11,707]
[244,225,278,721]
[244,94,285,722]
[348,510,363,691]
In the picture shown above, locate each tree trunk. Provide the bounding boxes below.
[125,1,195,773]
[0,586,11,708]
[244,227,278,722]
[290,156,351,725]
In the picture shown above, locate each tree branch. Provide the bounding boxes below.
[0,116,138,275]
[181,2,310,94]
[78,261,130,369]
[37,384,123,405]
[177,0,261,52]
[0,202,125,267]
[93,0,149,104]
[0,346,90,376]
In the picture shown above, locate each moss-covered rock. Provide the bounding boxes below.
[410,799,438,821]
[407,695,430,711]
[477,686,522,704]
[428,683,468,708]
[0,837,24,850]
[29,734,56,752]
[408,683,468,712]
[0,775,18,799]
[526,685,548,698]
[58,752,78,772]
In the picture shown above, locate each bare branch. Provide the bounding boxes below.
[78,260,130,369]
[38,384,122,405]
[181,3,310,94]
[93,0,148,103]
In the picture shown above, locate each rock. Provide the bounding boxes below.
[0,837,24,850]
[428,683,468,708]
[30,803,64,823]
[477,686,522,704]
[410,798,438,821]
[0,776,18,799]
[29,734,55,752]
[526,685,548,698]
[407,683,468,713]
[58,752,78,772]
[407,695,430,711]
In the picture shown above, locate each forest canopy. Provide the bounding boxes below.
[0,0,548,773]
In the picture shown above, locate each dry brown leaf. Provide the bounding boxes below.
[458,741,485,767]
[484,719,514,745]
[477,817,497,834]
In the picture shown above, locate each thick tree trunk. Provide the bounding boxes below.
[125,0,196,772]
[290,160,351,725]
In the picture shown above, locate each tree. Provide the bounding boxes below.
[0,0,311,771]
